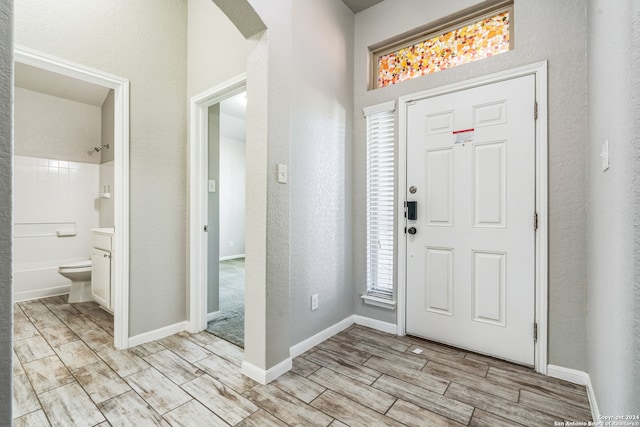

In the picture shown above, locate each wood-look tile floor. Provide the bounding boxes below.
[13,296,593,426]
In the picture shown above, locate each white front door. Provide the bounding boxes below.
[405,75,536,365]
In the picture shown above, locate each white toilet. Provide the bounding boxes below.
[58,260,93,303]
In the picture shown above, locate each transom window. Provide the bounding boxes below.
[372,4,512,89]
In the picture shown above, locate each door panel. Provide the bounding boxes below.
[426,148,454,226]
[473,141,506,228]
[424,247,454,315]
[405,75,536,365]
[472,250,506,326]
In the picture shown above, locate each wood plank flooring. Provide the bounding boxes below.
[13,296,592,426]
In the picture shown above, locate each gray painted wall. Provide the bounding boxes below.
[100,90,114,164]
[245,0,292,369]
[353,0,589,370]
[15,0,189,336]
[14,87,102,164]
[0,2,13,422]
[219,0,356,367]
[208,105,220,315]
[586,0,640,414]
[187,0,247,98]
[289,0,355,345]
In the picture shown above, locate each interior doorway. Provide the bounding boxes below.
[206,92,247,347]
[13,46,130,349]
[188,74,247,342]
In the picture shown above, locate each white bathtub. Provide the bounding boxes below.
[13,261,72,302]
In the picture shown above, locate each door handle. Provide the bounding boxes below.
[407,227,417,235]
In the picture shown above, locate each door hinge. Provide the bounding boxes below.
[534,212,538,231]
[203,225,208,232]
[534,322,538,342]
[534,101,538,120]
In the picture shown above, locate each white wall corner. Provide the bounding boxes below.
[290,316,355,358]
[547,365,600,422]
[353,315,398,335]
[241,358,292,385]
[128,321,189,348]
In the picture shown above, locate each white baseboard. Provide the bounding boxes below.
[239,314,398,384]
[353,315,398,335]
[547,364,600,422]
[219,254,245,261]
[207,311,221,322]
[242,358,292,385]
[290,316,354,358]
[128,321,189,348]
[14,286,71,302]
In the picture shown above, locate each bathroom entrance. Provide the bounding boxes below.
[13,47,130,349]
[206,91,247,348]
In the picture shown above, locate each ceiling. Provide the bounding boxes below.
[15,62,111,107]
[220,91,246,119]
[342,0,385,13]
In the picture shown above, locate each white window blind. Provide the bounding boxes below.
[364,101,395,300]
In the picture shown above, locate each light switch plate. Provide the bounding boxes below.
[208,180,216,192]
[601,140,609,172]
[277,164,288,184]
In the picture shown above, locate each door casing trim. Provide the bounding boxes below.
[188,74,247,333]
[14,46,131,350]
[397,61,548,374]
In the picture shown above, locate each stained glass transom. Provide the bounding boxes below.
[376,11,511,88]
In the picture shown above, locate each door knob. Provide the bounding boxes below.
[407,227,417,235]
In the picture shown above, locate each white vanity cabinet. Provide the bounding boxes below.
[91,228,114,312]
[91,248,111,309]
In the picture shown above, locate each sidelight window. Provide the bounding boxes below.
[364,101,396,303]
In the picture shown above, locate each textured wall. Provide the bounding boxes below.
[15,88,102,164]
[232,0,355,367]
[0,1,13,422]
[15,0,189,336]
[587,0,640,414]
[187,0,246,98]
[354,0,589,370]
[245,0,292,370]
[289,0,355,346]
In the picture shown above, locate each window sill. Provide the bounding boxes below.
[361,294,396,310]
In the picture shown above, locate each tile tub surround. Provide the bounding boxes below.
[13,155,100,301]
[13,296,592,426]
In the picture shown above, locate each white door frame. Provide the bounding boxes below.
[397,61,548,373]
[14,46,131,350]
[188,74,247,333]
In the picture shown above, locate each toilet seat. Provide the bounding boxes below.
[59,260,92,272]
